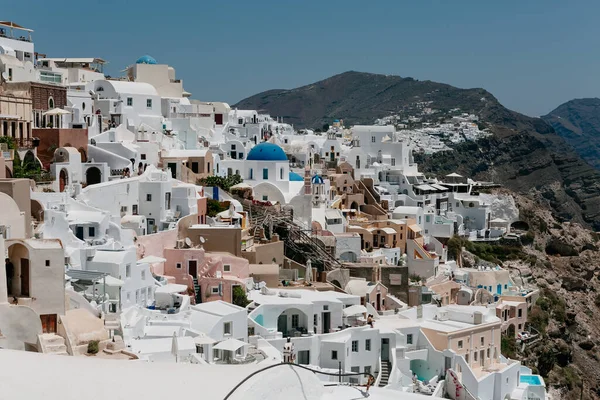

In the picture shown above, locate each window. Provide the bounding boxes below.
[323,305,329,311]
[292,314,299,329]
[146,99,152,108]
[141,154,146,160]
[126,292,131,301]
[331,350,338,360]
[391,158,396,166]
[88,226,95,237]
[126,264,131,278]
[364,366,371,375]
[365,339,371,351]
[352,340,358,352]
[314,314,318,327]
[120,206,128,213]
[224,322,232,335]
[212,286,220,294]
[480,337,485,346]
[135,290,139,303]
[48,97,55,109]
[518,309,522,318]
[263,168,268,179]
[127,97,133,106]
[518,324,522,330]
[132,205,138,215]
[249,169,253,179]
[371,136,376,143]
[45,260,50,267]
[458,340,463,349]
[146,194,152,201]
[280,168,283,180]
[407,334,413,345]
[223,264,231,272]
[487,348,490,358]
[474,351,478,362]
[262,195,268,201]
[176,263,182,269]
[8,68,12,81]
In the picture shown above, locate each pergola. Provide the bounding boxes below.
[65,269,119,311]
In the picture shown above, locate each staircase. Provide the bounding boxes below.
[39,333,68,356]
[378,361,391,387]
[104,314,120,333]
[192,277,201,304]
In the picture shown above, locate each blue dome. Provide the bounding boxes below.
[289,172,304,181]
[136,55,157,65]
[311,174,324,184]
[247,142,288,161]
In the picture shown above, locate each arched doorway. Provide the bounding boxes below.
[350,201,359,211]
[6,242,30,297]
[86,167,101,185]
[59,169,68,192]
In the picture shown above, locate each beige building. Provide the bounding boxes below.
[0,178,33,237]
[495,298,528,336]
[0,82,33,143]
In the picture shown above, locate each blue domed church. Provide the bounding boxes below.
[220,142,307,205]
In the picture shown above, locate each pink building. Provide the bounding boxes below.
[163,248,249,304]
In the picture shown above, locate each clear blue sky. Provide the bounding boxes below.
[5,0,600,116]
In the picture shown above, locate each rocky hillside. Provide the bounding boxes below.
[236,71,600,231]
[465,190,600,400]
[542,98,600,170]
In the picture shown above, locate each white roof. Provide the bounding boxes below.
[192,300,246,316]
[342,304,368,316]
[344,280,377,296]
[0,350,441,400]
[103,80,158,97]
[40,57,106,64]
[213,338,248,352]
[130,336,195,354]
[101,275,124,287]
[155,284,188,294]
[67,210,107,224]
[162,149,209,158]
[138,255,166,264]
[392,206,420,215]
[194,335,217,345]
[90,250,129,264]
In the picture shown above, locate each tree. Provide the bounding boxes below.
[447,235,463,261]
[322,123,330,132]
[198,174,243,192]
[232,286,250,308]
[207,199,227,217]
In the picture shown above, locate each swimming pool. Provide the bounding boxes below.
[520,374,542,386]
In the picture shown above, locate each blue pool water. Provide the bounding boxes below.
[520,375,542,386]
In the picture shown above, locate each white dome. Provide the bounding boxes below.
[229,364,324,400]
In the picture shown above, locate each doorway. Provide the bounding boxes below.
[147,218,155,234]
[321,311,331,334]
[381,338,390,361]
[86,167,102,185]
[277,314,287,336]
[75,226,84,240]
[188,260,197,277]
[298,350,310,365]
[376,293,381,311]
[59,169,68,192]
[20,258,30,297]
[167,163,177,179]
[40,314,57,333]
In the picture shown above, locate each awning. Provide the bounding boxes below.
[409,224,422,232]
[415,184,437,191]
[155,284,188,294]
[194,336,217,345]
[343,304,368,316]
[138,255,167,264]
[213,338,248,352]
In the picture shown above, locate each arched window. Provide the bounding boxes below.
[249,168,253,180]
[48,97,55,109]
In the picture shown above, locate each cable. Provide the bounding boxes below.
[223,362,375,400]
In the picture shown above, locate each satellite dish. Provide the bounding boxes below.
[199,236,206,244]
[1,72,8,81]
[185,237,192,248]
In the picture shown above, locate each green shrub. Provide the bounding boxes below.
[521,231,535,246]
[545,239,578,257]
[232,286,251,308]
[87,340,99,354]
[501,334,517,359]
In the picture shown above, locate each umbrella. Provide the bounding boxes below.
[171,332,179,363]
[43,108,71,116]
[194,335,217,345]
[343,304,368,317]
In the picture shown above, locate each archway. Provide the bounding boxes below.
[6,242,30,298]
[339,251,358,263]
[59,169,68,192]
[350,201,359,211]
[86,167,102,185]
[277,308,308,336]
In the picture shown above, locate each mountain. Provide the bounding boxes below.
[235,71,600,230]
[542,98,600,170]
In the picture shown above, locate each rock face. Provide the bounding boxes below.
[542,98,600,170]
